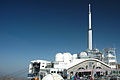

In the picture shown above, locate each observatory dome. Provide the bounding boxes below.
[80,52,87,57]
[72,54,77,59]
[93,48,100,53]
[42,73,63,80]
[63,52,72,63]
[55,53,63,62]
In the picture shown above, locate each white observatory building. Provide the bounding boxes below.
[28,4,117,80]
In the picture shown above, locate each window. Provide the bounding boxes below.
[93,65,95,69]
[89,62,92,68]
[86,65,88,69]
[57,71,60,74]
[119,71,120,74]
[78,67,85,70]
[60,72,63,74]
[70,72,73,75]
[96,67,102,69]
[51,71,53,73]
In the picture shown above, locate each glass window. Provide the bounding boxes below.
[51,71,53,73]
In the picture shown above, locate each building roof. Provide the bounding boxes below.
[67,58,111,70]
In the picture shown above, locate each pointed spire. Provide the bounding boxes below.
[89,4,91,13]
[89,4,91,30]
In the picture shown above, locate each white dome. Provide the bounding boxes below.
[72,54,77,59]
[63,52,72,63]
[42,73,63,80]
[55,53,63,62]
[80,52,87,57]
[93,48,100,53]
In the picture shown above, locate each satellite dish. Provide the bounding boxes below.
[42,73,63,80]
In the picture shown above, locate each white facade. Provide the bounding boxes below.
[28,4,117,79]
[31,60,51,69]
[28,48,117,80]
[29,60,51,74]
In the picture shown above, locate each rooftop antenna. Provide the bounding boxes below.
[95,44,96,49]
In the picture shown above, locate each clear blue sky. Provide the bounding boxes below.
[0,0,120,76]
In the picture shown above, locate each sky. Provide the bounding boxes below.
[0,0,120,76]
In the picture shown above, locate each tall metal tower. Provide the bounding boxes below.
[88,4,92,50]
